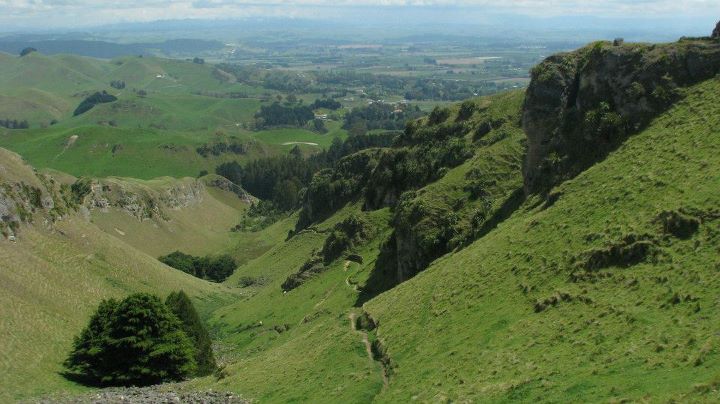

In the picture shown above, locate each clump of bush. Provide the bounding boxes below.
[322,214,370,264]
[237,276,268,288]
[232,200,285,233]
[655,209,700,239]
[70,177,92,204]
[73,91,118,116]
[283,215,372,291]
[64,293,199,386]
[281,255,324,291]
[0,118,29,129]
[427,106,451,126]
[19,47,37,57]
[456,100,477,121]
[110,80,126,89]
[196,140,248,157]
[159,251,236,282]
[578,233,658,271]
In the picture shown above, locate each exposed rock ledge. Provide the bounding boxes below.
[522,36,720,194]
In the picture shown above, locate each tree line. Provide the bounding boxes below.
[254,102,314,129]
[216,133,397,212]
[343,103,424,134]
[159,251,237,282]
[0,119,29,129]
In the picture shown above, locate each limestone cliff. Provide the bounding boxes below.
[522,37,720,194]
[85,178,207,221]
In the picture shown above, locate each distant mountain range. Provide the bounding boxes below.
[0,38,224,58]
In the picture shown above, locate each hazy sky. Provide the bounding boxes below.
[0,0,717,30]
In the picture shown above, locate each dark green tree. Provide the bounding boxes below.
[165,291,216,376]
[159,251,236,282]
[64,293,196,386]
[19,47,37,57]
[159,251,196,274]
[63,298,118,382]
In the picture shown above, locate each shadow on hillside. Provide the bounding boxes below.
[59,370,103,387]
[355,187,526,307]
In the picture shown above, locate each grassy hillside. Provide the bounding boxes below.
[147,91,529,402]
[162,74,720,403]
[197,205,394,402]
[0,148,241,401]
[364,76,720,402]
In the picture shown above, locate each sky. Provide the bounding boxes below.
[0,0,716,32]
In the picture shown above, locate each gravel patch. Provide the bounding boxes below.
[32,386,248,404]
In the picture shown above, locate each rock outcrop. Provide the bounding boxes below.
[84,178,206,221]
[203,174,252,203]
[522,38,720,194]
[0,160,69,239]
[713,21,720,38]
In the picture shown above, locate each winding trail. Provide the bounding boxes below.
[53,135,78,161]
[348,311,389,390]
[334,261,389,391]
[344,261,360,291]
[349,312,374,361]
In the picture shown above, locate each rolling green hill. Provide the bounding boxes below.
[0,52,348,180]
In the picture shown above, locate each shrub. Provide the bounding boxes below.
[64,294,196,386]
[456,100,476,121]
[70,177,92,204]
[428,106,451,126]
[159,251,236,282]
[165,291,216,376]
[656,210,700,239]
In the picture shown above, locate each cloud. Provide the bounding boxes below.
[0,0,716,30]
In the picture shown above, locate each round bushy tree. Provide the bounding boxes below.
[165,291,217,376]
[64,293,196,386]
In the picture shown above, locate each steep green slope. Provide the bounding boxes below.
[0,148,240,401]
[364,76,720,402]
[199,205,393,402]
[156,92,528,402]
